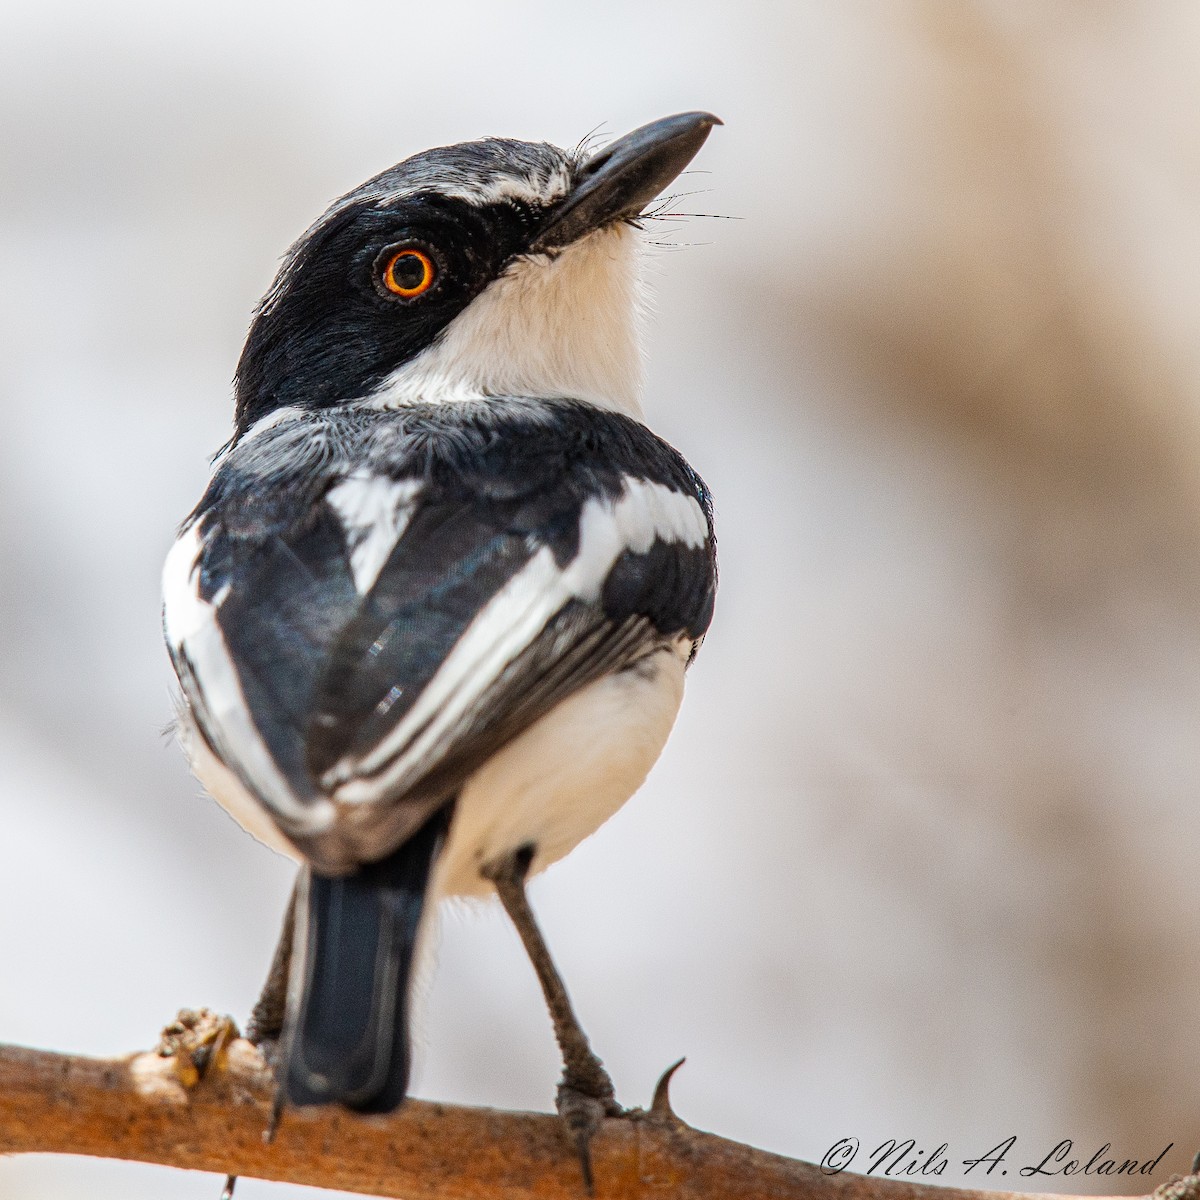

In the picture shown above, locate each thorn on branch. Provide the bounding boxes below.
[649,1057,687,1122]
[1,1037,1185,1200]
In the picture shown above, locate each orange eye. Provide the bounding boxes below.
[382,248,436,298]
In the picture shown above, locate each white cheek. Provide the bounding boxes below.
[369,223,646,416]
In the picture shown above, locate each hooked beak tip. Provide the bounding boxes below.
[534,111,722,251]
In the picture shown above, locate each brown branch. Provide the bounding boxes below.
[0,1024,1190,1200]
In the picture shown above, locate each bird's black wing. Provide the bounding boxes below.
[163,399,715,873]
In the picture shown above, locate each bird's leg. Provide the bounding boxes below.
[219,890,294,1200]
[243,883,299,1161]
[245,884,297,1057]
[485,846,619,1193]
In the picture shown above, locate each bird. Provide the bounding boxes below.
[162,111,720,1185]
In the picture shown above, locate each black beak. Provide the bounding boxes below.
[532,111,722,252]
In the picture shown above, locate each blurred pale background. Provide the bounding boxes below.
[3,1,1200,1196]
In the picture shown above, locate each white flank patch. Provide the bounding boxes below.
[367,222,646,417]
[327,472,423,592]
[433,648,688,898]
[328,476,706,800]
[162,522,326,828]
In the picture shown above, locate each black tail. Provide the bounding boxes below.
[283,811,445,1113]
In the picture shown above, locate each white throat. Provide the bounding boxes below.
[368,223,646,417]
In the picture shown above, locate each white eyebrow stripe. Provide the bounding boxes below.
[432,164,573,207]
[327,476,708,800]
[259,155,575,318]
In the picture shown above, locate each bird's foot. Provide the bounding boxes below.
[156,1008,239,1087]
[555,1057,622,1195]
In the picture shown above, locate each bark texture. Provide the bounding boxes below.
[0,1029,1192,1200]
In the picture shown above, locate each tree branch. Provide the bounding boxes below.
[0,1024,1191,1200]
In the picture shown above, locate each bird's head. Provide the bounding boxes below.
[232,112,721,439]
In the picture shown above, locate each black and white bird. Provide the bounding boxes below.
[162,111,720,1179]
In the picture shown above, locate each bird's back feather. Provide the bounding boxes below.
[163,398,716,873]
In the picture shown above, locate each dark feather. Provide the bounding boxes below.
[284,808,447,1111]
[174,399,716,871]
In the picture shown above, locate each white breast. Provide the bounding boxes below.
[431,642,689,899]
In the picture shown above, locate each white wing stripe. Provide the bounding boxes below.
[162,523,225,647]
[163,522,330,828]
[327,473,422,593]
[329,546,564,797]
[329,476,707,799]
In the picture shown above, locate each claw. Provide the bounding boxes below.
[265,1077,286,1144]
[574,1127,596,1196]
[557,1080,613,1195]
